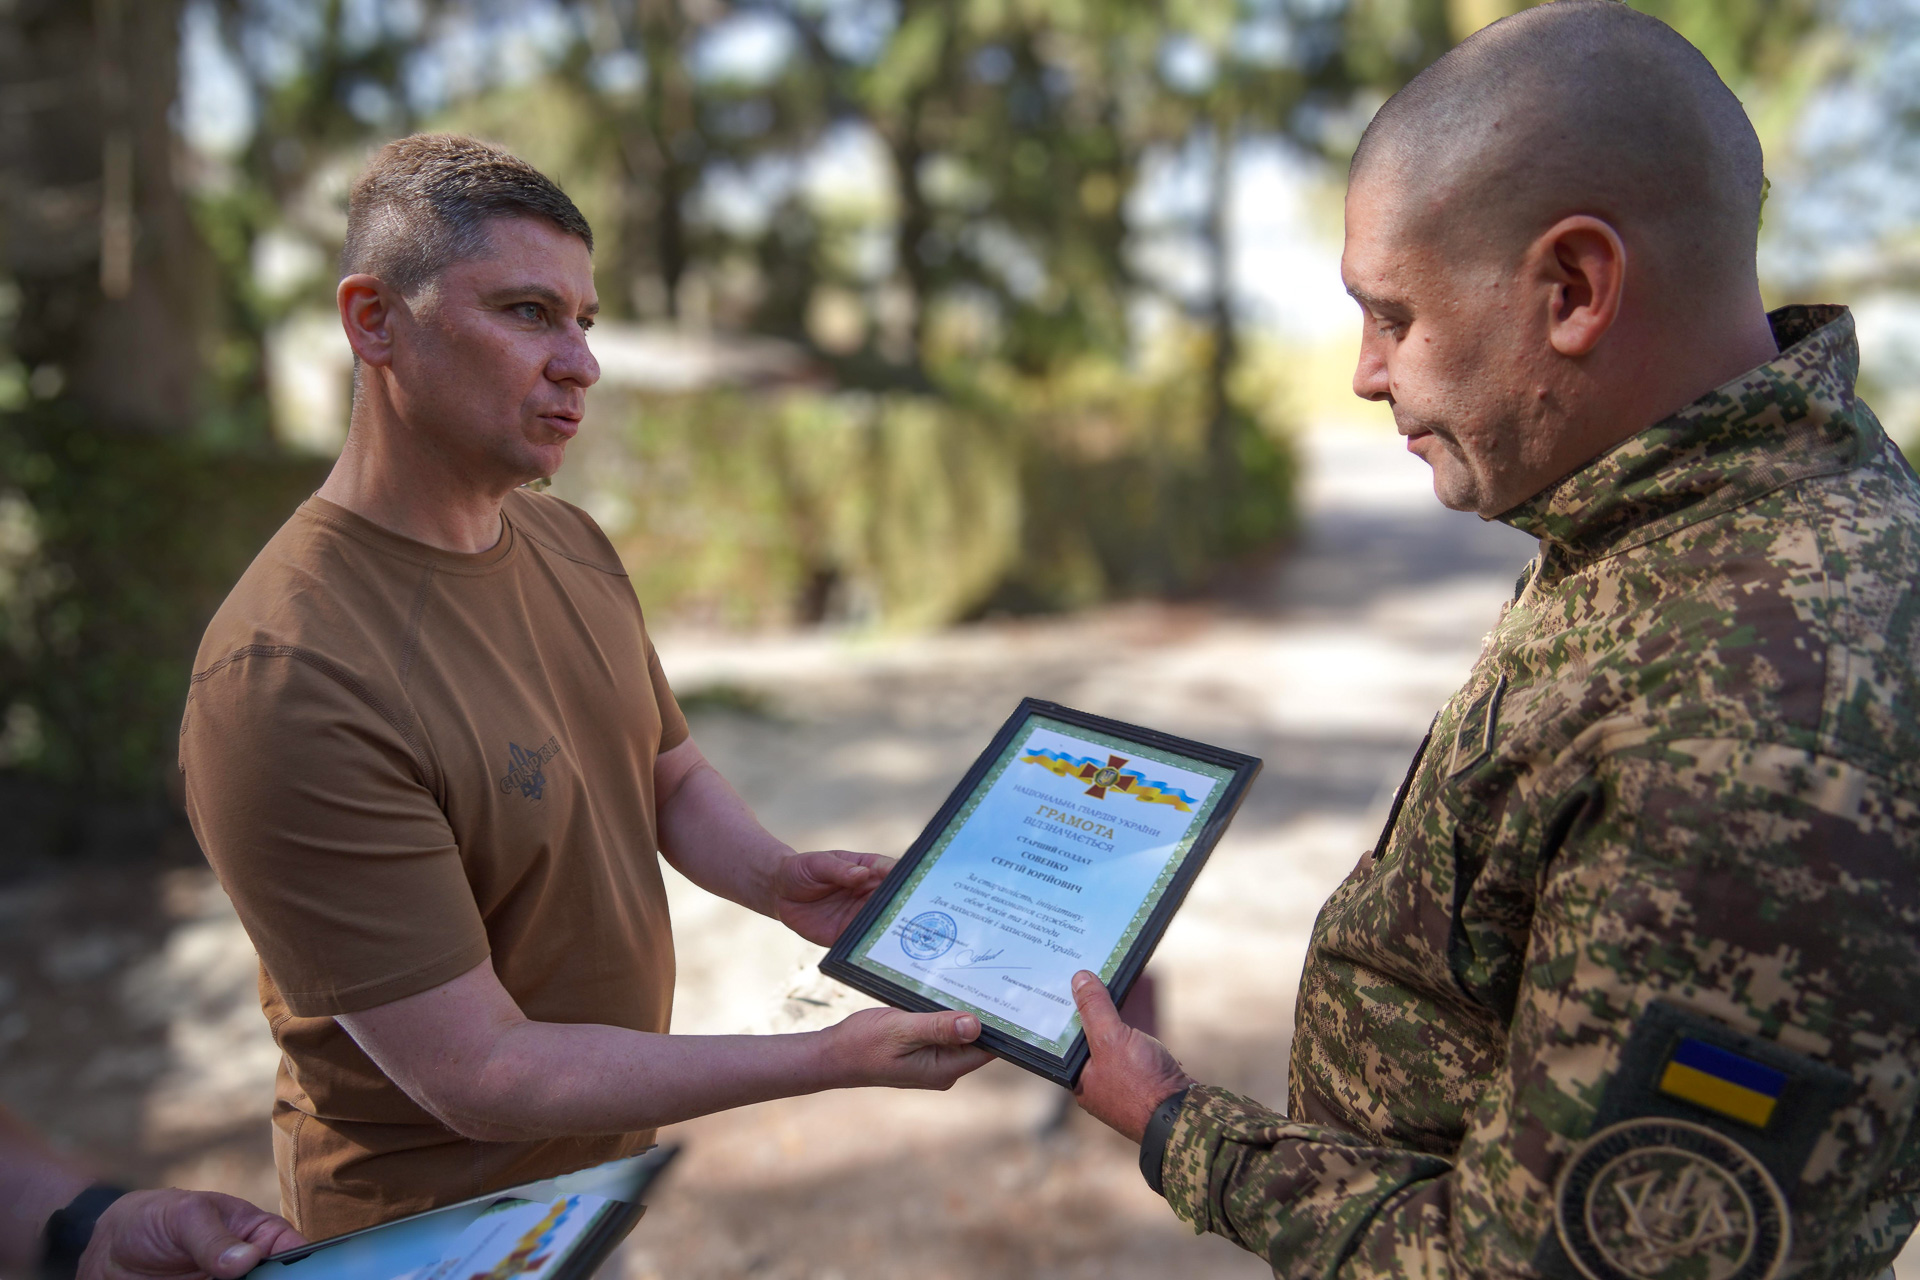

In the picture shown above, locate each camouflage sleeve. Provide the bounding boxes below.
[1158,1087,1450,1272]
[1159,741,1920,1279]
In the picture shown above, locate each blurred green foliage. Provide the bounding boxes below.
[422,0,1450,630]
[579,339,1295,628]
[0,409,326,805]
[596,388,1022,629]
[0,0,1874,823]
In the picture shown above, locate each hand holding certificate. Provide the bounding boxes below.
[823,700,1260,1085]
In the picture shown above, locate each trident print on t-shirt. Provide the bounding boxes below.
[499,736,562,800]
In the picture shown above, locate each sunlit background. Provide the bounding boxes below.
[1,1,1916,1277]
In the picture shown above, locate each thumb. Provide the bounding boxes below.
[171,1196,263,1277]
[902,1010,981,1047]
[211,1240,265,1279]
[1071,971,1126,1047]
[789,852,866,892]
[813,853,879,889]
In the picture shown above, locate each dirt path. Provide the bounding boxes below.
[616,426,1535,1279]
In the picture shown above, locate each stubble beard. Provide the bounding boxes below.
[1396,411,1488,514]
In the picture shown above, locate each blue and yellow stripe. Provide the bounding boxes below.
[1019,748,1199,811]
[1657,1037,1786,1129]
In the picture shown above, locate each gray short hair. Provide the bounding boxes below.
[341,134,593,297]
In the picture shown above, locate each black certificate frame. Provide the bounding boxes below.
[821,698,1261,1088]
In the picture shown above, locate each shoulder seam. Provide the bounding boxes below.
[189,644,440,793]
[298,504,445,571]
[514,517,629,578]
[397,566,436,689]
[1586,459,1855,568]
[1802,483,1847,754]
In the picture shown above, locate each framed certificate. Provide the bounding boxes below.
[251,1147,677,1279]
[821,699,1261,1086]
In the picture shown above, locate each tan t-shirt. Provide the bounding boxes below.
[180,489,688,1238]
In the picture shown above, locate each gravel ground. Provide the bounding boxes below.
[6,425,1904,1278]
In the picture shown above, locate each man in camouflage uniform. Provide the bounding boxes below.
[1068,4,1920,1279]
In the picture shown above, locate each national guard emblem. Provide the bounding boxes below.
[1077,755,1132,799]
[1555,1118,1789,1280]
[1019,747,1199,810]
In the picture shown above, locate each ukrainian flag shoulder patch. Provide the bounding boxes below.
[1535,1002,1859,1280]
[1658,1037,1787,1129]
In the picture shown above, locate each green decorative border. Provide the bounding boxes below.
[848,715,1233,1054]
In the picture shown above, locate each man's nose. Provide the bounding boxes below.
[1352,336,1392,403]
[551,327,600,389]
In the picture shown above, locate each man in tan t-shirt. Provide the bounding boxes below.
[180,135,988,1238]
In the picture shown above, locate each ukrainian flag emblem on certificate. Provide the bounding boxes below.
[1658,1036,1787,1129]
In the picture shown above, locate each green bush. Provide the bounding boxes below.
[965,351,1298,613]
[557,351,1298,628]
[558,388,1024,629]
[0,407,327,803]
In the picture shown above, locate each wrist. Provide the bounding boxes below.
[39,1184,128,1280]
[751,843,800,919]
[1138,1085,1193,1198]
[796,1026,847,1093]
[1123,1070,1195,1141]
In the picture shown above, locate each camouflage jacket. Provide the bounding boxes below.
[1157,306,1920,1280]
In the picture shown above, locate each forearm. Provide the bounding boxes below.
[0,1105,92,1272]
[438,1019,839,1142]
[343,958,982,1144]
[1157,1086,1450,1278]
[655,751,790,916]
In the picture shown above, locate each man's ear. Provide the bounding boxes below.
[338,273,400,368]
[1533,215,1626,357]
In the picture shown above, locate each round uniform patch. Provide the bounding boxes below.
[1555,1118,1790,1280]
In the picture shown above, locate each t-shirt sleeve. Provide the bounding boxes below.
[180,649,492,1018]
[647,639,689,754]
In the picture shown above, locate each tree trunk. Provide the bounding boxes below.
[613,0,698,321]
[1204,113,1239,476]
[887,103,930,370]
[0,0,209,436]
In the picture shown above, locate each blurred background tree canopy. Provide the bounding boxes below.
[0,0,1914,844]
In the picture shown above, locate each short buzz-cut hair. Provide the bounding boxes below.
[341,134,593,297]
[1350,0,1764,293]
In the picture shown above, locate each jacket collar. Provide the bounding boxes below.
[1498,305,1874,560]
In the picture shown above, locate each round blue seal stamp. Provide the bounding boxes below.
[899,911,958,961]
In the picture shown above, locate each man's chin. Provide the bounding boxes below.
[518,440,569,484]
[1421,456,1485,514]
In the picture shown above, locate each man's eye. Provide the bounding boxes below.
[515,303,543,321]
[579,317,595,332]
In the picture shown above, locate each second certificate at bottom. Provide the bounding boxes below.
[842,715,1232,1056]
